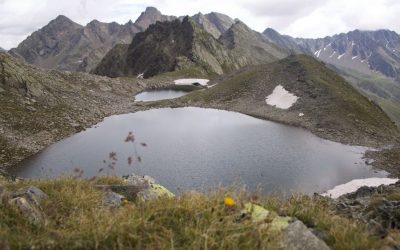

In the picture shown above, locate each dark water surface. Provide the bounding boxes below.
[12,108,387,194]
[134,89,189,101]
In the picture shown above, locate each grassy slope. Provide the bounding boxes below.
[0,177,388,249]
[331,65,400,126]
[158,54,399,147]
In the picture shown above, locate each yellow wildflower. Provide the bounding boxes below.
[224,196,236,207]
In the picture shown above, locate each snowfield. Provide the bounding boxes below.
[265,85,298,109]
[174,79,209,86]
[322,178,399,199]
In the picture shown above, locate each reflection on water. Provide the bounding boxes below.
[12,107,387,194]
[134,89,189,101]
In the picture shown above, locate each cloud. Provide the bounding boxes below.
[0,0,399,49]
[239,0,400,38]
[240,0,325,17]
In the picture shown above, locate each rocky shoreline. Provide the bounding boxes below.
[327,181,400,244]
[1,53,399,180]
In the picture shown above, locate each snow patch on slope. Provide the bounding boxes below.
[265,85,298,109]
[314,49,322,57]
[322,178,399,199]
[174,79,209,86]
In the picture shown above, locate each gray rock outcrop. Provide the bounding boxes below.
[281,220,330,250]
[97,173,174,202]
[332,181,400,237]
[5,186,48,226]
[102,191,126,207]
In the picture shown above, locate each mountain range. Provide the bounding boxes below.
[8,7,174,72]
[7,7,237,74]
[93,17,287,78]
[10,7,400,81]
[5,6,400,124]
[263,28,400,80]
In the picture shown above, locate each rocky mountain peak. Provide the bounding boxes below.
[87,19,102,26]
[46,15,82,32]
[192,12,206,22]
[144,6,160,14]
[191,12,235,39]
[134,6,176,31]
[230,20,253,33]
[94,16,287,79]
[220,20,262,49]
[263,28,280,37]
[53,15,74,24]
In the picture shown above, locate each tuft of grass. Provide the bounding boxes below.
[0,177,389,249]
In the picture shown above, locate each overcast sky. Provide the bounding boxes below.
[1,0,399,49]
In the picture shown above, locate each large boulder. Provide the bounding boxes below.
[97,173,174,203]
[8,186,48,226]
[8,197,45,226]
[102,191,126,208]
[281,220,330,250]
[12,186,48,206]
[239,202,329,249]
[241,202,291,232]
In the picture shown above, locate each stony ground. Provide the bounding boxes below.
[0,53,177,170]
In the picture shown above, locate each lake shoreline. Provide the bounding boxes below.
[1,71,399,179]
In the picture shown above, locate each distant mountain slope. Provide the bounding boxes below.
[0,47,5,52]
[263,29,400,80]
[263,28,400,125]
[167,55,399,146]
[9,7,174,72]
[263,28,309,54]
[192,12,235,39]
[220,21,287,65]
[94,18,288,78]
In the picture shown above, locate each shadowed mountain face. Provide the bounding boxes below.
[263,28,400,125]
[93,18,288,78]
[8,7,175,72]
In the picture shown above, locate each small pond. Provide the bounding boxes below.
[134,89,190,102]
[11,107,387,194]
